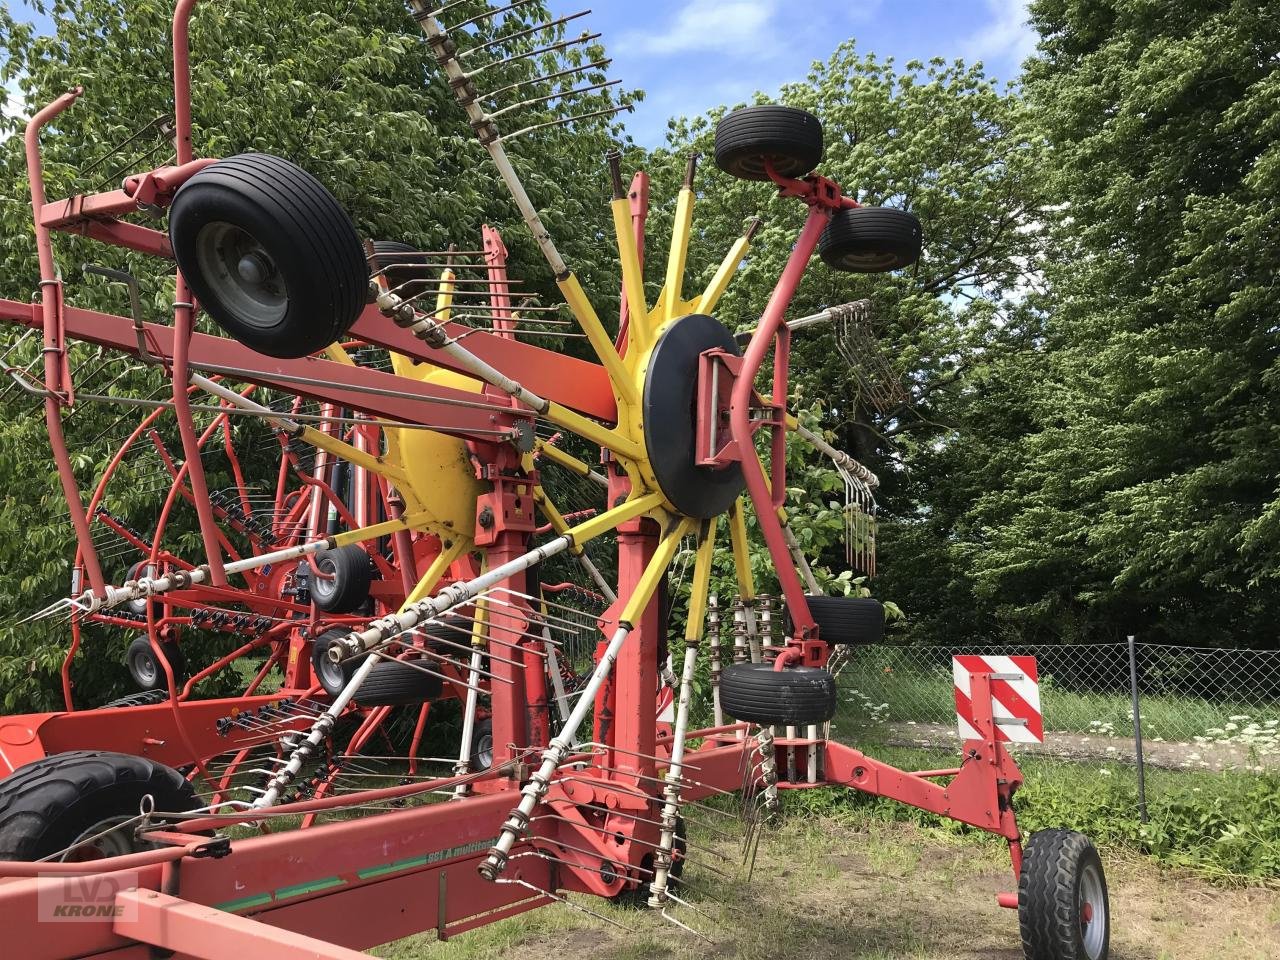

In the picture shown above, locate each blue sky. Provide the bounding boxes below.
[555,0,1037,145]
[4,1,1037,146]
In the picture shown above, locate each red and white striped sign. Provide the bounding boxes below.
[952,655,1043,744]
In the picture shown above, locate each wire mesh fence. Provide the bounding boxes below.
[830,642,1280,776]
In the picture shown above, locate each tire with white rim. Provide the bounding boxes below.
[1018,828,1110,960]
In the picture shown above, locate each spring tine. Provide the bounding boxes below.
[466,31,602,77]
[488,79,622,120]
[492,870,630,930]
[446,0,539,30]
[483,57,612,101]
[500,103,632,141]
[458,11,591,58]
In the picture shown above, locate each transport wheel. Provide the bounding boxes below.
[102,689,169,708]
[713,105,824,181]
[169,153,367,358]
[719,662,837,725]
[355,658,444,707]
[787,595,884,644]
[126,635,185,691]
[311,627,368,697]
[610,816,686,907]
[0,751,197,861]
[1019,829,1110,960]
[469,718,494,772]
[311,544,373,614]
[818,206,922,273]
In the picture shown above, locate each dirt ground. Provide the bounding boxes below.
[379,817,1280,960]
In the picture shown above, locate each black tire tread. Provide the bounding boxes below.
[720,662,837,725]
[791,595,885,645]
[0,751,196,861]
[818,206,922,273]
[170,153,366,356]
[1018,828,1109,960]
[714,105,823,181]
[312,545,373,615]
[355,658,443,707]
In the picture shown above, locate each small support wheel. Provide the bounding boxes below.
[713,105,824,181]
[609,816,687,907]
[818,206,922,273]
[469,717,494,772]
[311,544,373,614]
[169,153,368,358]
[0,751,197,861]
[1019,829,1110,960]
[124,560,158,616]
[311,627,368,697]
[354,658,443,707]
[720,662,837,725]
[126,635,185,691]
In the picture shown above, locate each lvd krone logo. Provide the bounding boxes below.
[40,874,137,921]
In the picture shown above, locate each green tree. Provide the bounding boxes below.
[945,0,1280,646]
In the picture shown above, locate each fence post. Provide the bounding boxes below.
[1127,634,1149,823]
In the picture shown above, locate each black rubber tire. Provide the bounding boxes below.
[720,663,837,725]
[469,718,494,772]
[311,545,373,614]
[0,751,197,861]
[787,595,885,645]
[311,627,368,697]
[818,206,922,273]
[714,105,823,181]
[126,636,185,691]
[169,153,367,358]
[610,817,687,907]
[1019,829,1110,960]
[371,240,434,294]
[102,689,169,709]
[355,658,444,707]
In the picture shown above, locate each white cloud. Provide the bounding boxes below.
[959,0,1037,67]
[619,0,780,58]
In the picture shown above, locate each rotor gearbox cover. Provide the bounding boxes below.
[642,313,746,519]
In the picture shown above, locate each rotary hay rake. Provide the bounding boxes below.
[0,2,1110,959]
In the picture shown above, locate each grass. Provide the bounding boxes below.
[832,659,1280,745]
[375,809,1280,960]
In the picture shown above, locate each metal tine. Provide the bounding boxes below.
[465,30,601,78]
[401,626,526,669]
[486,587,594,631]
[488,79,622,120]
[472,594,581,638]
[424,611,557,656]
[383,635,514,684]
[573,739,704,773]
[79,113,172,177]
[445,0,540,31]
[578,801,740,846]
[457,10,591,58]
[483,57,611,101]
[500,103,633,142]
[554,770,732,821]
[491,868,630,931]
[520,836,650,882]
